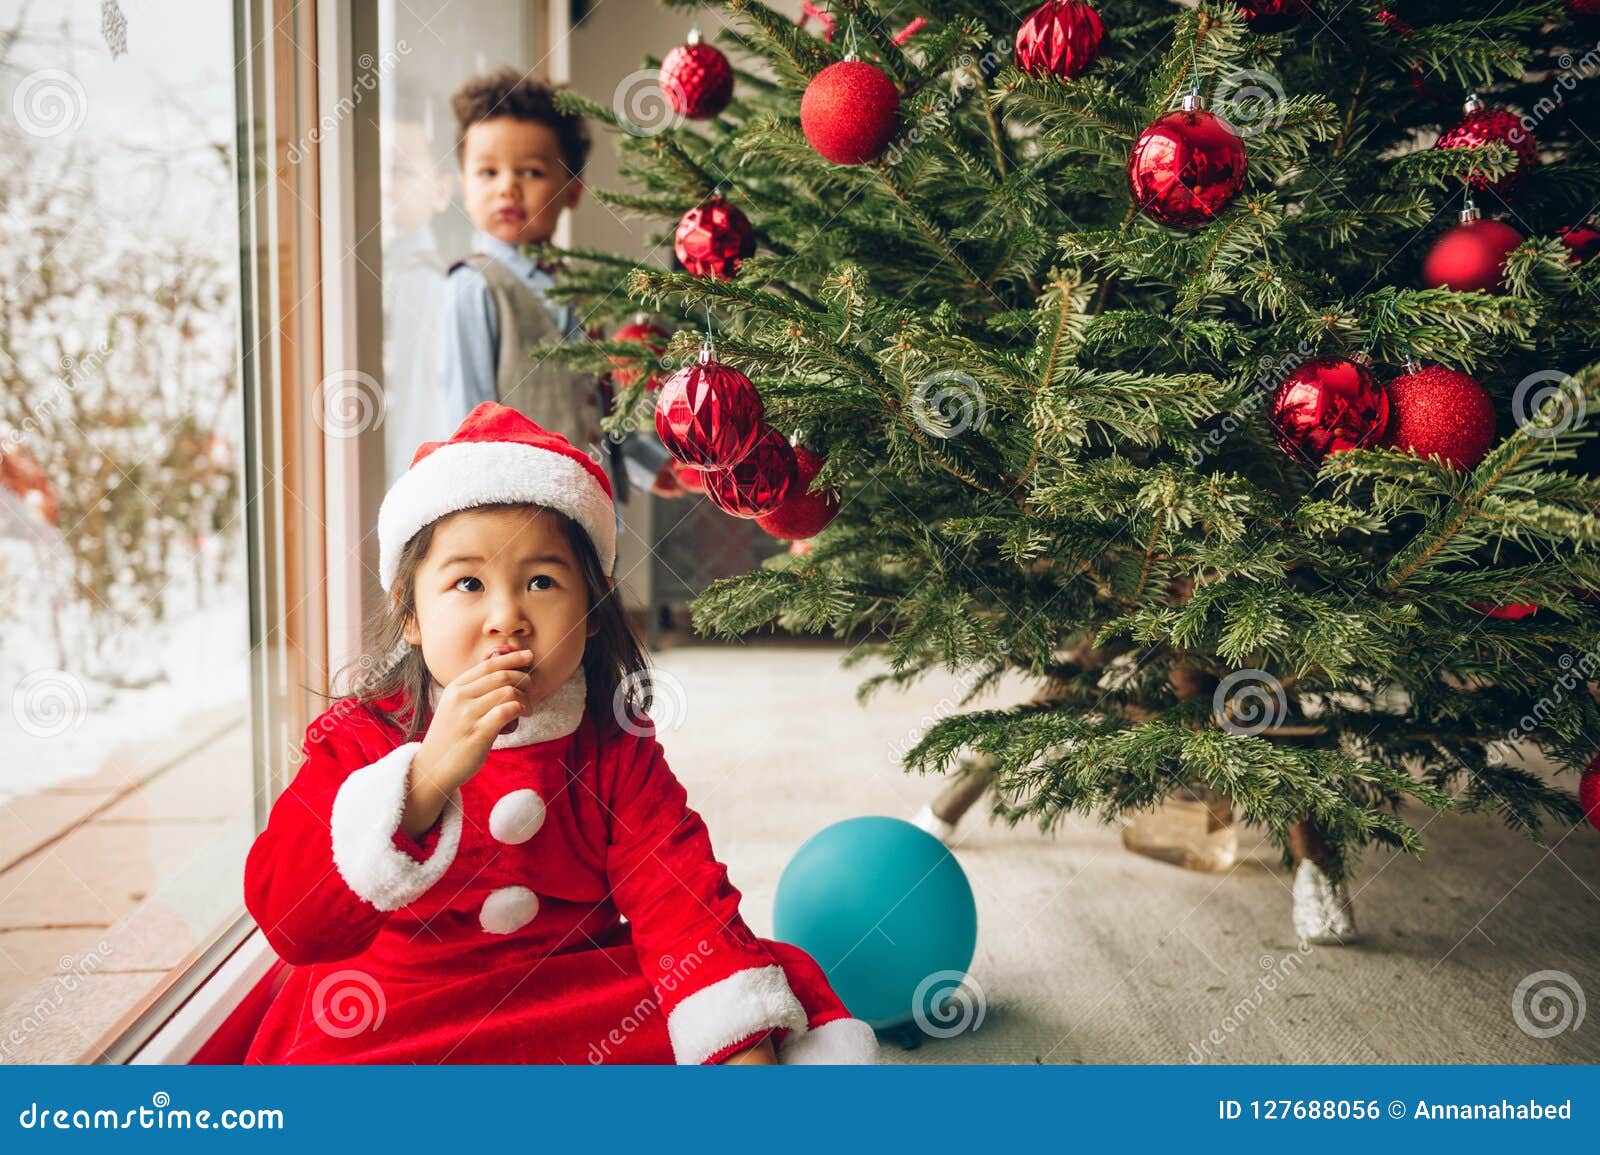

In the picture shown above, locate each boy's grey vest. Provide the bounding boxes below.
[450,254,627,498]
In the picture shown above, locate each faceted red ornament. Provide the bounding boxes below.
[674,196,756,279]
[1013,2,1104,80]
[1234,0,1312,32]
[672,461,706,493]
[660,37,733,120]
[755,444,838,540]
[609,318,670,390]
[1558,223,1600,264]
[1470,601,1538,620]
[654,349,765,468]
[702,425,798,518]
[1268,355,1390,465]
[1421,211,1522,293]
[1580,758,1600,833]
[1127,97,1248,229]
[1382,364,1496,470]
[800,60,900,165]
[1434,98,1536,197]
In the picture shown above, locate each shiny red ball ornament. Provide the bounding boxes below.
[1580,758,1600,832]
[800,60,900,165]
[1268,354,1390,465]
[660,34,733,120]
[672,462,707,493]
[1434,96,1536,197]
[674,196,756,280]
[1234,0,1312,32]
[1558,222,1600,265]
[1127,95,1248,229]
[755,444,838,540]
[1421,208,1522,293]
[1013,2,1104,80]
[654,348,765,469]
[702,425,797,518]
[609,317,670,390]
[1471,601,1537,620]
[1382,364,1496,470]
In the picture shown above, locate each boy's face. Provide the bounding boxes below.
[459,117,582,247]
[402,507,599,705]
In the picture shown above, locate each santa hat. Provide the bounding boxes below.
[378,402,616,592]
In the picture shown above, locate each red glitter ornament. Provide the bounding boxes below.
[702,425,798,518]
[755,444,838,540]
[1013,2,1104,80]
[1580,758,1600,832]
[1268,354,1390,465]
[800,59,900,165]
[1234,0,1312,32]
[1558,222,1600,264]
[1421,206,1522,293]
[1434,95,1537,197]
[609,317,670,390]
[1127,94,1248,229]
[654,347,765,469]
[660,32,733,120]
[1382,363,1497,470]
[674,195,756,279]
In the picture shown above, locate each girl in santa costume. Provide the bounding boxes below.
[243,402,878,1065]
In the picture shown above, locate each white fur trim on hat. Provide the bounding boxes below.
[665,964,808,1066]
[330,741,463,911]
[378,439,617,590]
[777,1017,880,1065]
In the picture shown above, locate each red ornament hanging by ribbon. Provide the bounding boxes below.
[1382,363,1497,470]
[660,31,733,120]
[1421,206,1522,293]
[1127,94,1248,229]
[1434,95,1536,198]
[755,444,838,540]
[609,317,670,390]
[654,347,765,469]
[800,59,900,165]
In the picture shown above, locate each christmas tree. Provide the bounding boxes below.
[546,0,1600,937]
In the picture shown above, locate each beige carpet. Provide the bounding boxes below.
[651,642,1600,1064]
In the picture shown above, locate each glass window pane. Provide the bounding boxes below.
[0,0,251,1063]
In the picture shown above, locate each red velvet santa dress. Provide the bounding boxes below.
[241,402,878,1065]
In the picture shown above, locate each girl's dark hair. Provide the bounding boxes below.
[322,503,648,742]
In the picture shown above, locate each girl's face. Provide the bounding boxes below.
[401,507,598,704]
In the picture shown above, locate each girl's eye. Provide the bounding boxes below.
[529,575,554,591]
[453,576,482,593]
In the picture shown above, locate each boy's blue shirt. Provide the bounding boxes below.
[437,230,670,489]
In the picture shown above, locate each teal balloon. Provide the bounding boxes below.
[774,816,977,1029]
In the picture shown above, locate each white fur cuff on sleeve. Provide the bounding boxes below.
[329,741,463,911]
[778,1017,880,1065]
[665,964,808,1066]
